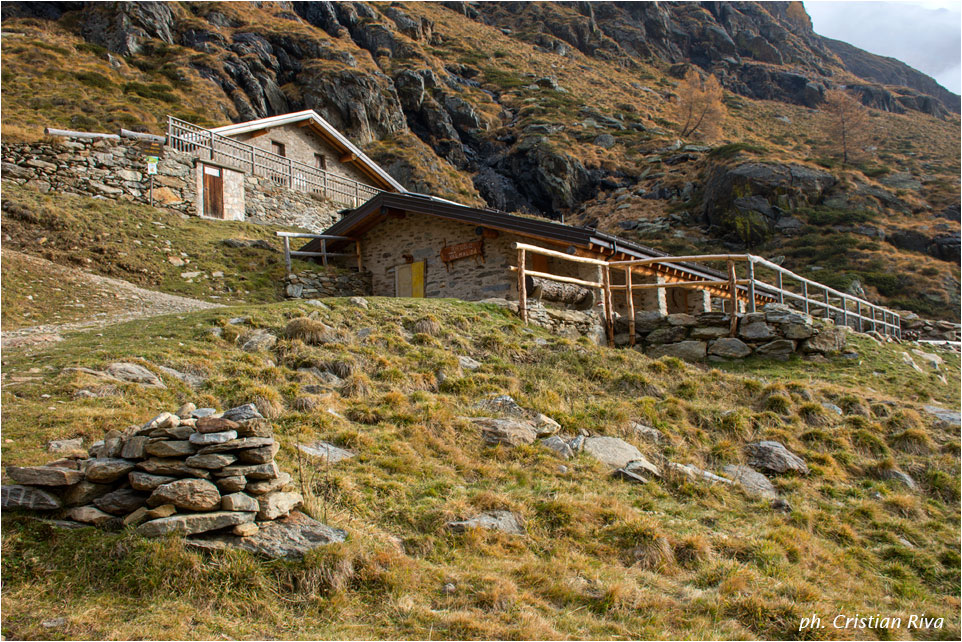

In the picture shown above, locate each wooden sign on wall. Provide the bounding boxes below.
[440,239,484,270]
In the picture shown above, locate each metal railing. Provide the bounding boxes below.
[276,232,361,277]
[166,116,382,208]
[511,243,901,347]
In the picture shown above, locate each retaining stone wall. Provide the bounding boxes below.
[614,303,848,361]
[284,269,373,299]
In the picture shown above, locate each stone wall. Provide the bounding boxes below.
[244,176,343,231]
[2,139,196,212]
[357,211,599,300]
[614,303,848,361]
[284,269,373,299]
[1,138,343,232]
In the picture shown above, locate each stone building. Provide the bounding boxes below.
[178,110,406,222]
[306,192,762,315]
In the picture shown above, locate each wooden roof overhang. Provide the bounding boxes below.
[309,193,775,304]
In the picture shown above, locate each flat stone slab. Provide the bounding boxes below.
[1,484,62,510]
[6,466,83,486]
[447,510,525,535]
[582,436,644,469]
[923,405,961,426]
[138,510,255,537]
[188,511,346,558]
[297,441,356,464]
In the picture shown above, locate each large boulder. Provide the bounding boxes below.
[745,441,809,474]
[583,437,646,469]
[721,465,777,499]
[701,162,836,244]
[471,417,538,447]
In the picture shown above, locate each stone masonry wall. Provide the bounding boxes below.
[283,269,373,299]
[233,123,372,187]
[613,303,849,361]
[2,139,343,232]
[2,139,196,212]
[358,211,598,300]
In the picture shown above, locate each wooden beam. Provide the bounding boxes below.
[247,129,271,139]
[602,265,614,348]
[727,261,738,336]
[339,152,357,163]
[626,266,635,347]
[517,248,527,324]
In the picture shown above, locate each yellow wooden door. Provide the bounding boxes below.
[411,261,425,298]
[395,261,425,297]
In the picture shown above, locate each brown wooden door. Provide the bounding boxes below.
[203,166,223,218]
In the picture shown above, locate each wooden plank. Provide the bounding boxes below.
[625,266,635,347]
[515,242,608,266]
[727,261,738,337]
[283,237,292,278]
[509,267,602,289]
[517,248,527,324]
[602,265,614,347]
[355,239,363,272]
[747,260,756,313]
[44,127,120,140]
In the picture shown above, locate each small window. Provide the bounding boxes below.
[271,141,286,157]
[315,153,327,170]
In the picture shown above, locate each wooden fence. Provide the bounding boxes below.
[277,232,361,277]
[167,116,381,208]
[512,243,902,347]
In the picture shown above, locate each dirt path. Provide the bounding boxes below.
[2,251,224,350]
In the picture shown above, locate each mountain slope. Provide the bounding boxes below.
[1,1,959,319]
[1,298,959,639]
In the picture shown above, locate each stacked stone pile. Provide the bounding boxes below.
[897,310,961,344]
[1,403,304,540]
[284,270,373,299]
[613,303,849,362]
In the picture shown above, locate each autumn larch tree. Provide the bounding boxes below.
[822,88,870,165]
[672,69,726,140]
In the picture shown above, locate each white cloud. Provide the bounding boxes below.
[804,0,962,94]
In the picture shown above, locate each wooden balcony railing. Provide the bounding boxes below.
[166,116,381,208]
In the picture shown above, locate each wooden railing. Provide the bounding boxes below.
[166,116,382,208]
[512,243,902,347]
[277,232,361,277]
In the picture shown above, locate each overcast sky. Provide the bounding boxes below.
[805,0,962,94]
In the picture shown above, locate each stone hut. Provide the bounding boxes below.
[302,192,767,315]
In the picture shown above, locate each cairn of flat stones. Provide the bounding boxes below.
[1,403,303,539]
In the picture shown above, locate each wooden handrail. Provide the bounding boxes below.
[512,242,902,339]
[167,116,383,208]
